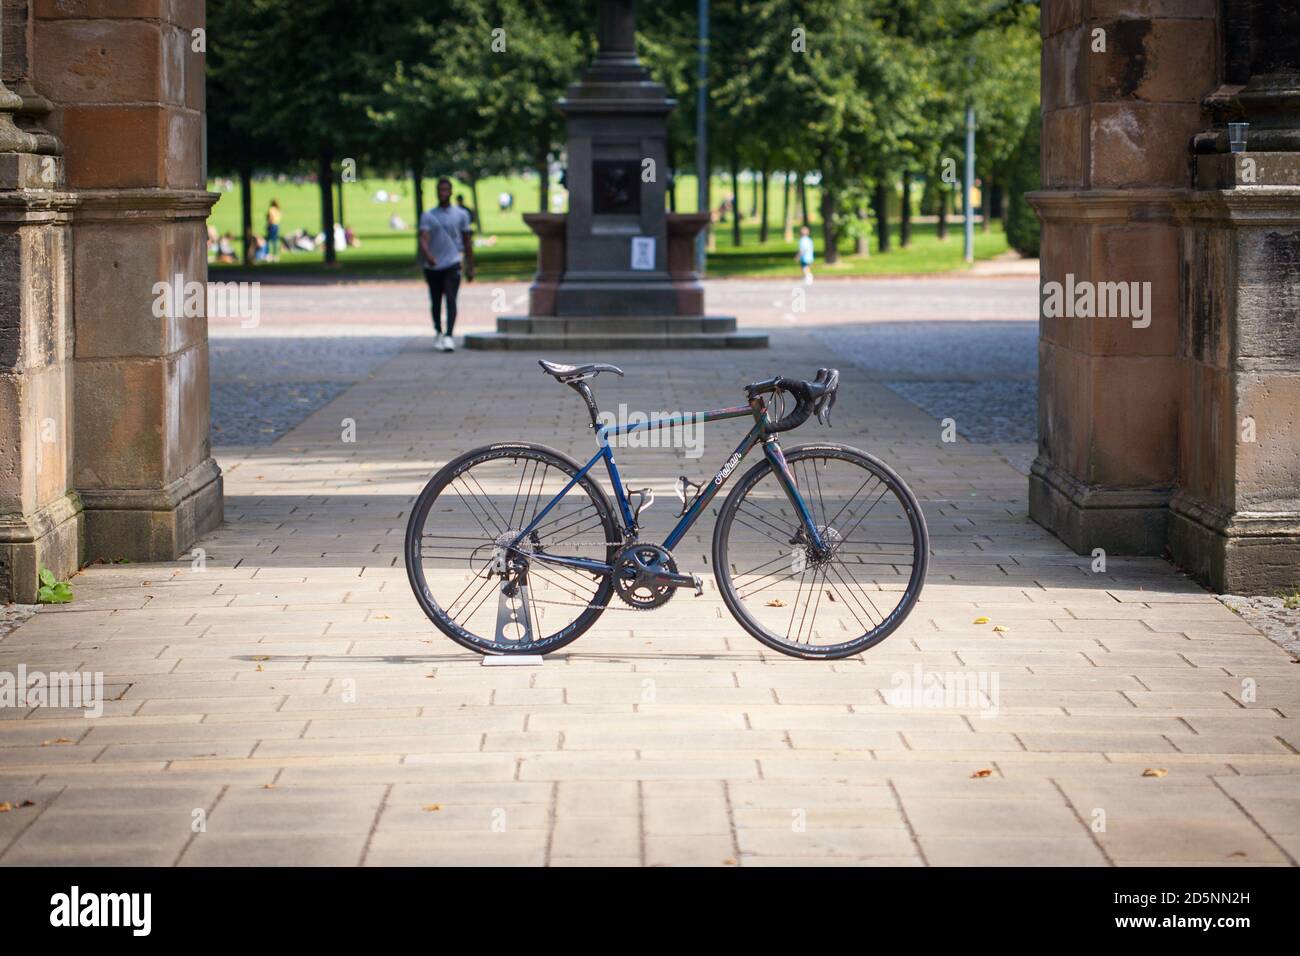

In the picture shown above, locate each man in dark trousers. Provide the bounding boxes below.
[419,177,475,352]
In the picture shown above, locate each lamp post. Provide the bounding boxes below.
[963,103,975,264]
[695,0,710,274]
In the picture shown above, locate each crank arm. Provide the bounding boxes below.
[646,569,704,596]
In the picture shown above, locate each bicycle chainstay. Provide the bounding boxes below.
[504,537,696,613]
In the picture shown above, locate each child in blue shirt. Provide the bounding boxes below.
[797,226,815,284]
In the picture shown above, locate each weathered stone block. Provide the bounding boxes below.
[1042,27,1087,113]
[1089,102,1201,188]
[74,357,167,489]
[1234,372,1300,513]
[1089,0,1217,19]
[1043,106,1088,188]
[33,19,166,105]
[1087,19,1217,105]
[1084,222,1181,357]
[1178,359,1233,509]
[1087,354,1179,488]
[1043,0,1084,37]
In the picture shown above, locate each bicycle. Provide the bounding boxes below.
[404,360,929,659]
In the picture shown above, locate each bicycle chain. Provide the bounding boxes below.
[499,538,706,613]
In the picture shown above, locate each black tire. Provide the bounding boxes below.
[404,442,619,655]
[712,443,928,659]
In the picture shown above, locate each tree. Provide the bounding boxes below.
[1004,104,1041,257]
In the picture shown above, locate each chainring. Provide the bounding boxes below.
[612,543,678,610]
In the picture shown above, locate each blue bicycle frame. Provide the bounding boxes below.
[507,394,825,576]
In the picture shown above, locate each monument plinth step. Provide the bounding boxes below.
[464,316,767,351]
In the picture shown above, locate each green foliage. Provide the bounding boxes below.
[1003,104,1041,257]
[37,567,73,605]
[205,0,1041,266]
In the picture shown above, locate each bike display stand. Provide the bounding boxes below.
[482,655,544,667]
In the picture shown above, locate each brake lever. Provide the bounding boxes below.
[814,368,839,426]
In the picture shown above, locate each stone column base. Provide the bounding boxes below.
[0,492,83,604]
[1170,492,1300,593]
[79,457,223,564]
[1029,458,1171,556]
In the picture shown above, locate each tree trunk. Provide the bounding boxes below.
[937,188,949,240]
[537,150,549,212]
[239,166,253,266]
[798,173,811,230]
[854,205,868,257]
[730,151,741,246]
[820,181,838,265]
[319,150,336,265]
[336,175,345,232]
[759,167,770,243]
[900,171,912,248]
[469,175,481,225]
[412,159,425,261]
[749,170,758,219]
[990,181,1003,224]
[981,174,992,232]
[781,170,793,242]
[874,180,891,253]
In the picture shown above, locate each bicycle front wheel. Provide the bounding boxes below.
[712,443,928,659]
[404,443,619,655]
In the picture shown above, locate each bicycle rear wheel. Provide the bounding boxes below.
[712,443,928,659]
[404,443,619,655]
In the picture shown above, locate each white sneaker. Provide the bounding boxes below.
[444,334,456,352]
[434,334,449,352]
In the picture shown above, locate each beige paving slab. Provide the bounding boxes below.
[2,315,1296,866]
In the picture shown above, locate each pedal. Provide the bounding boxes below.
[673,476,702,517]
[691,574,703,597]
[628,487,655,525]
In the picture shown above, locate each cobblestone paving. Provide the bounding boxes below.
[1219,596,1300,659]
[3,278,1296,867]
[210,333,411,446]
[884,381,1037,445]
[0,606,35,642]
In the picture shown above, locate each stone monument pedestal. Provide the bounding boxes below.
[463,0,765,351]
[465,212,764,349]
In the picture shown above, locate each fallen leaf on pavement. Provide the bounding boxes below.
[971,769,993,778]
[973,616,990,625]
[766,599,787,607]
[1142,768,1168,778]
[423,804,441,812]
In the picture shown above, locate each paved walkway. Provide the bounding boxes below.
[2,283,1297,866]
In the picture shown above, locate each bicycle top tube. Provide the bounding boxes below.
[595,405,753,444]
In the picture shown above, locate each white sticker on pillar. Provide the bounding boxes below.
[630,236,655,271]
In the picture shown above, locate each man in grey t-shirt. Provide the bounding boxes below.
[419,177,475,352]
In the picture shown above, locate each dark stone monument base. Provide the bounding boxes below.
[463,315,767,350]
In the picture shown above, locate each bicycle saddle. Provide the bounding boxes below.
[538,360,625,383]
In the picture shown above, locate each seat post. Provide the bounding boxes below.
[567,380,604,432]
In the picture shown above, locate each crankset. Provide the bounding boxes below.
[612,543,703,610]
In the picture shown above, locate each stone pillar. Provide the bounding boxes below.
[0,0,80,603]
[1029,1,1219,555]
[1174,0,1300,591]
[33,0,221,563]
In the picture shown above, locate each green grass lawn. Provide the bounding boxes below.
[208,173,1009,280]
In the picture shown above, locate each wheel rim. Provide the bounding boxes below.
[718,450,925,654]
[409,450,616,652]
